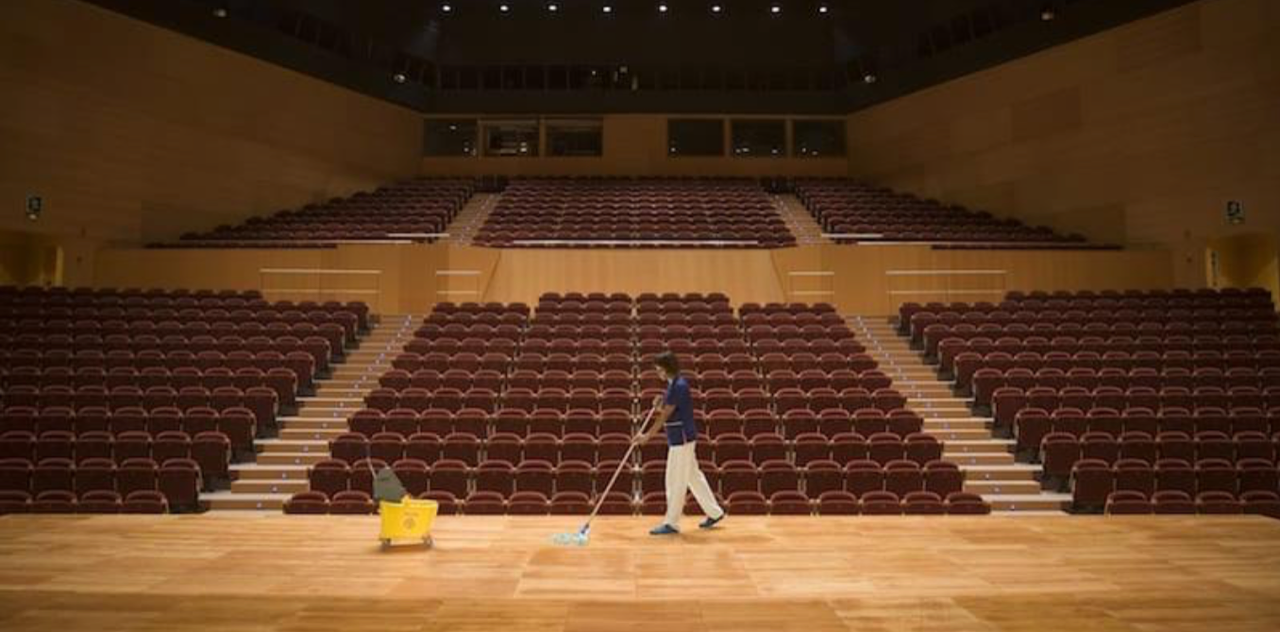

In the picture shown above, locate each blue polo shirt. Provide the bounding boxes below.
[663,376,698,446]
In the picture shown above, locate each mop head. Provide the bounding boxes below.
[550,525,590,547]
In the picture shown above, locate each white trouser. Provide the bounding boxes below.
[664,441,723,527]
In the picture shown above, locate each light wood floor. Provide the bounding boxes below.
[1,515,1279,631]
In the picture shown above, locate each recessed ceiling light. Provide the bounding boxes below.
[547,3,558,12]
[711,4,723,14]
[770,4,781,15]
[658,3,669,13]
[818,4,829,14]
[392,73,407,84]
[441,3,452,13]
[212,7,228,18]
[863,73,877,84]
[602,5,613,13]
[499,4,510,13]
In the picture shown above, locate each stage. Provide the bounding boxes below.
[1,515,1278,631]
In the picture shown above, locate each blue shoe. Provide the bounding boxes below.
[699,512,726,530]
[649,524,680,536]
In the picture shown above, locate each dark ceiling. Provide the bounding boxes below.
[81,0,1195,114]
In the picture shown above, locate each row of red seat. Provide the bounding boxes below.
[1043,432,1278,479]
[968,366,1279,405]
[1071,457,1279,509]
[0,489,169,514]
[475,179,793,248]
[284,489,991,516]
[175,178,473,244]
[0,456,201,510]
[1,431,231,481]
[1104,490,1279,516]
[1012,406,1277,454]
[345,407,925,441]
[327,431,943,468]
[376,367,890,394]
[795,179,1086,245]
[306,457,966,504]
[359,387,909,417]
[995,385,1278,427]
[899,289,1273,327]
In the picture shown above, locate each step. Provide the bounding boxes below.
[964,480,1043,495]
[988,509,1070,516]
[257,452,330,466]
[231,463,311,480]
[986,493,1072,512]
[926,429,995,441]
[280,418,352,431]
[905,397,973,407]
[202,491,289,510]
[258,439,329,454]
[279,428,349,441]
[231,479,310,494]
[292,407,364,419]
[908,406,973,419]
[958,464,1041,481]
[942,452,1016,466]
[299,395,366,403]
[943,439,1014,454]
[922,418,991,431]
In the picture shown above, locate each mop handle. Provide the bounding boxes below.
[581,406,657,529]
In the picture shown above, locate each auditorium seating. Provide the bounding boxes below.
[0,286,373,513]
[472,179,795,248]
[895,288,1280,518]
[166,178,474,246]
[282,292,988,516]
[794,179,1110,247]
[1104,489,1280,517]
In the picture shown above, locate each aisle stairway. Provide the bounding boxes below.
[851,316,1071,513]
[773,194,829,246]
[202,314,422,510]
[442,193,499,246]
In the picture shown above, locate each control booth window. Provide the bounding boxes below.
[483,119,539,157]
[731,119,786,157]
[423,119,478,157]
[546,119,603,157]
[667,119,724,157]
[793,119,847,158]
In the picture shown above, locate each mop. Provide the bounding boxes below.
[551,407,655,546]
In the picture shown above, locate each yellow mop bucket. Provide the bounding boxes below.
[378,498,438,549]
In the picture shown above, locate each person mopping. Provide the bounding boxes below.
[638,351,727,535]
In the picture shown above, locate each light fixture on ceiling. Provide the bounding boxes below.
[212,7,228,18]
[863,73,877,84]
[602,5,613,14]
[711,4,723,15]
[818,4,829,14]
[770,4,781,15]
[658,3,669,13]
[547,3,559,12]
[499,4,510,14]
[392,72,407,84]
[441,3,452,13]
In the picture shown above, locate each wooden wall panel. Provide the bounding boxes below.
[89,242,1172,317]
[422,115,849,178]
[481,249,787,306]
[845,0,1280,289]
[0,0,422,283]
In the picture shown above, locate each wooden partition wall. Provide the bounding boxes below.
[93,244,1173,316]
[0,0,423,287]
[843,0,1280,289]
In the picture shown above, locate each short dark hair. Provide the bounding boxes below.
[653,351,680,376]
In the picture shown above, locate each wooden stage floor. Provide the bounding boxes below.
[1,514,1279,631]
